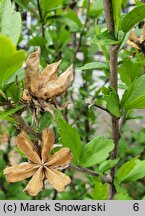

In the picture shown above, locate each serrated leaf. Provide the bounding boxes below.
[119,59,142,86]
[123,159,145,182]
[91,178,109,200]
[80,136,114,167]
[115,157,137,184]
[0,0,21,44]
[104,87,121,117]
[57,118,83,162]
[121,74,145,111]
[99,158,119,174]
[0,35,26,87]
[93,30,120,46]
[121,4,145,33]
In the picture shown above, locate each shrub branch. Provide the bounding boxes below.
[69,164,112,184]
[103,0,120,199]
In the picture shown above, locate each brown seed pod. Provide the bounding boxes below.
[25,49,74,100]
[3,129,72,196]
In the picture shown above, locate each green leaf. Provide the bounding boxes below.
[0,150,6,170]
[121,4,145,33]
[0,191,5,199]
[13,0,31,12]
[41,0,64,15]
[57,118,83,162]
[121,74,145,111]
[91,178,109,200]
[0,0,21,44]
[89,0,103,18]
[115,157,137,184]
[104,87,121,117]
[79,62,109,71]
[4,68,25,86]
[6,82,22,103]
[112,0,122,33]
[29,36,47,47]
[114,187,133,200]
[14,146,27,159]
[0,105,24,120]
[99,158,119,174]
[0,35,26,86]
[80,136,114,167]
[65,9,82,29]
[47,10,82,32]
[39,112,52,132]
[123,159,145,182]
[93,30,120,46]
[119,59,143,86]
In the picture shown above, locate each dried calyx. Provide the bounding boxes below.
[3,128,72,196]
[127,24,145,54]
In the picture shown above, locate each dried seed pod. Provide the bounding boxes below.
[24,167,44,196]
[127,25,145,54]
[4,163,39,182]
[45,167,71,192]
[41,60,61,84]
[41,128,55,163]
[16,131,42,165]
[25,49,74,100]
[4,129,72,196]
[140,24,145,43]
[46,147,72,169]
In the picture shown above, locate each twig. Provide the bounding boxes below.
[69,164,112,184]
[103,0,114,32]
[103,0,120,199]
[52,190,58,200]
[91,104,110,114]
[36,0,45,38]
[72,0,90,62]
[13,113,41,139]
[119,113,126,133]
[0,184,6,193]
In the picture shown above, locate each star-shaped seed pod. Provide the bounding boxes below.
[127,24,145,53]
[3,129,72,196]
[25,49,74,100]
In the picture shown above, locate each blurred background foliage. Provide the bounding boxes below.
[1,0,145,200]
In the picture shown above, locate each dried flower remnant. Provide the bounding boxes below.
[3,129,72,196]
[127,24,145,54]
[25,49,74,100]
